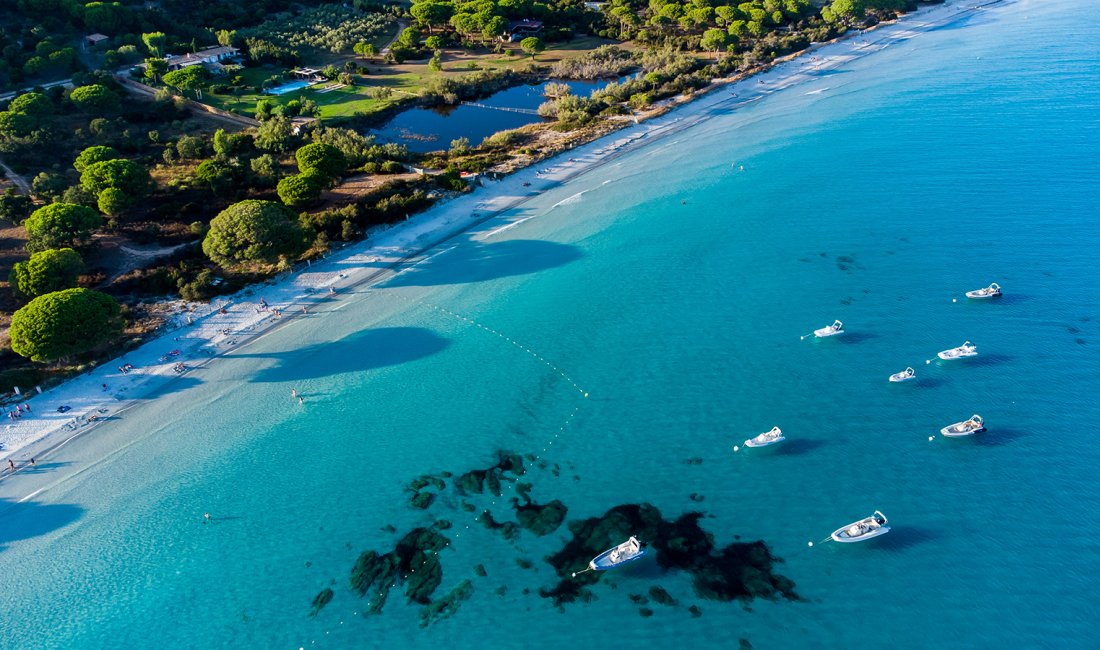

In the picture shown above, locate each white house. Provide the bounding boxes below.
[165,46,240,71]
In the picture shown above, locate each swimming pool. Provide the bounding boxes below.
[266,80,312,95]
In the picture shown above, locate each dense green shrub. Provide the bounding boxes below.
[9,288,123,362]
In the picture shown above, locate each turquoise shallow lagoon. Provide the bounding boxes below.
[2,0,1099,646]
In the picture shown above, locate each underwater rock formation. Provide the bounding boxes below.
[453,452,526,496]
[411,492,435,509]
[348,527,450,614]
[512,497,567,536]
[419,580,474,628]
[310,588,334,618]
[540,504,797,607]
[648,586,676,606]
[477,510,520,541]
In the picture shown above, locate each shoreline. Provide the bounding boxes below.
[0,0,999,487]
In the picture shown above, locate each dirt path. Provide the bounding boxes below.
[0,157,31,195]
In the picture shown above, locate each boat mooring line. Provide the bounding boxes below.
[382,291,590,398]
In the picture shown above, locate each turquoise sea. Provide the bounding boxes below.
[2,0,1099,647]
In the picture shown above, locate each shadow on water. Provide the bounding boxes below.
[384,238,583,288]
[0,498,84,552]
[973,353,1013,367]
[974,428,1028,447]
[239,327,451,383]
[914,376,947,389]
[780,438,827,456]
[873,526,938,552]
[839,331,879,344]
[13,461,74,476]
[138,375,204,398]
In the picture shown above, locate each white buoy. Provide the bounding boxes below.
[928,436,934,441]
[807,541,813,547]
[925,359,931,364]
[733,445,740,452]
[952,298,957,303]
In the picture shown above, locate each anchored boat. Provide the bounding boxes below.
[889,367,916,383]
[588,536,648,572]
[831,511,890,543]
[941,414,985,437]
[814,320,844,338]
[937,341,977,360]
[743,426,785,448]
[966,282,1002,299]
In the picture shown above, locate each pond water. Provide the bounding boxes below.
[372,78,622,153]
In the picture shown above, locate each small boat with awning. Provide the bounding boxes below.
[888,367,916,383]
[966,282,1002,299]
[586,536,648,572]
[941,414,985,437]
[831,511,890,543]
[814,320,844,338]
[937,341,977,360]
[743,426,785,448]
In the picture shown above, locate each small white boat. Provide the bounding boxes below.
[831,511,890,543]
[743,426,785,448]
[888,367,916,383]
[814,320,844,338]
[937,341,977,360]
[965,282,1002,299]
[941,414,985,437]
[589,536,648,571]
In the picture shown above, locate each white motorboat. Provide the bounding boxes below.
[965,282,1002,299]
[743,426,785,448]
[937,341,977,360]
[588,536,648,571]
[814,320,844,338]
[940,414,985,437]
[831,511,890,543]
[888,367,916,383]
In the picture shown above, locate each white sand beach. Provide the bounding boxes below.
[0,0,993,475]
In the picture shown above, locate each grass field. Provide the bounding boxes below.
[198,36,619,121]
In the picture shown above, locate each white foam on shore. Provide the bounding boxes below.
[0,0,996,472]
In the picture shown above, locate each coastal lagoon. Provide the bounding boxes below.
[372,78,619,152]
[2,0,1100,647]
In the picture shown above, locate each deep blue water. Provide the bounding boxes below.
[2,0,1099,647]
[373,78,615,152]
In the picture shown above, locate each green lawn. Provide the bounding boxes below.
[197,36,620,121]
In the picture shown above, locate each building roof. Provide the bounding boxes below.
[85,33,110,43]
[165,46,240,67]
[507,19,544,31]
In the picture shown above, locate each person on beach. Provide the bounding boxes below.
[29,458,35,466]
[23,403,30,412]
[298,396,304,405]
[8,459,14,472]
[329,287,336,295]
[291,389,298,398]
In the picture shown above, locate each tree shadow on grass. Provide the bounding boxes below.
[0,498,84,553]
[384,238,583,288]
[239,327,451,383]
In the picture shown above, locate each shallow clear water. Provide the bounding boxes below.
[373,78,616,152]
[3,0,1100,647]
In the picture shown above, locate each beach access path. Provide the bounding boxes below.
[0,0,998,488]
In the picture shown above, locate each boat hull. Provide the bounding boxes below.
[888,373,915,383]
[589,548,648,571]
[940,425,986,437]
[814,328,842,337]
[831,526,891,543]
[937,350,977,360]
[743,436,785,448]
[965,290,1001,299]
